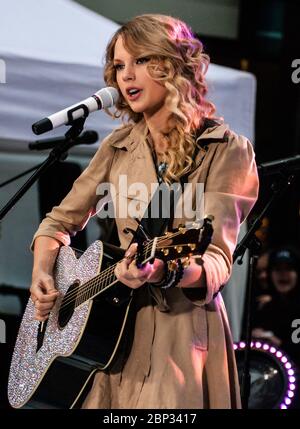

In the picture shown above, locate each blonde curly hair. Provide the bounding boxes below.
[104,14,217,184]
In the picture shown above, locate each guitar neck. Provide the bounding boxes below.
[73,239,157,309]
[70,218,212,310]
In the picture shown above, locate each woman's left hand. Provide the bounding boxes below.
[114,243,165,289]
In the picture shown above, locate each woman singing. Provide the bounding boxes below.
[30,14,259,409]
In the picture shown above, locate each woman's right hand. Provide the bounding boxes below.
[30,271,59,321]
[30,236,61,321]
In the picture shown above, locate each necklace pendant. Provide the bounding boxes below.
[157,162,168,183]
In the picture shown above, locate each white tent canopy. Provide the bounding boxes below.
[0,0,256,340]
[0,0,119,144]
[0,0,255,146]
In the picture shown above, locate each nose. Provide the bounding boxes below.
[122,64,135,81]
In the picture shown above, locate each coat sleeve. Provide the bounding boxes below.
[30,134,116,250]
[185,132,259,305]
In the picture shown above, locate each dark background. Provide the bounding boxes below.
[199,0,300,249]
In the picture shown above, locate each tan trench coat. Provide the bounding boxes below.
[32,119,259,409]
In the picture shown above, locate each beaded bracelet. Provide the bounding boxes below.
[151,261,175,288]
[151,259,184,289]
[171,259,184,289]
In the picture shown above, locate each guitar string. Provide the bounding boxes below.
[70,244,196,311]
[59,228,199,312]
[58,231,201,312]
[59,240,152,311]
[59,235,194,312]
[58,229,192,311]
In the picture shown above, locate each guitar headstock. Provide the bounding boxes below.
[141,215,214,265]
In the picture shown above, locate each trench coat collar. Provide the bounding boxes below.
[109,120,148,152]
[108,118,229,152]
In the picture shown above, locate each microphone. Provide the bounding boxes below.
[28,130,98,150]
[258,155,300,176]
[32,87,119,135]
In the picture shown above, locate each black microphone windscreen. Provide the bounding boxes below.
[78,131,98,144]
[28,130,98,150]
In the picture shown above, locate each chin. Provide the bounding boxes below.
[130,106,145,114]
[129,105,144,113]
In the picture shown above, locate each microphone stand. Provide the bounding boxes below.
[0,164,43,188]
[0,117,86,221]
[0,129,97,189]
[234,167,297,409]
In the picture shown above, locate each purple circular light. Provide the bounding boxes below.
[234,340,297,409]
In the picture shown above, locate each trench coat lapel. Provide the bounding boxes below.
[110,119,158,203]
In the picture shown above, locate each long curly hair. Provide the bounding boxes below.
[104,14,217,183]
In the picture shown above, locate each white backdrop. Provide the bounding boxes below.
[0,0,256,340]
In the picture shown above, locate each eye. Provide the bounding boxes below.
[136,57,150,64]
[113,63,124,71]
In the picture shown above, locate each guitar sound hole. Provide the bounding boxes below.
[58,281,80,329]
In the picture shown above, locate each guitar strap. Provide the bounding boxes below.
[138,118,227,239]
[110,119,227,313]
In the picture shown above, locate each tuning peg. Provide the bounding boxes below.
[189,243,196,251]
[175,246,183,254]
[178,224,186,234]
[182,257,190,268]
[163,249,169,256]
